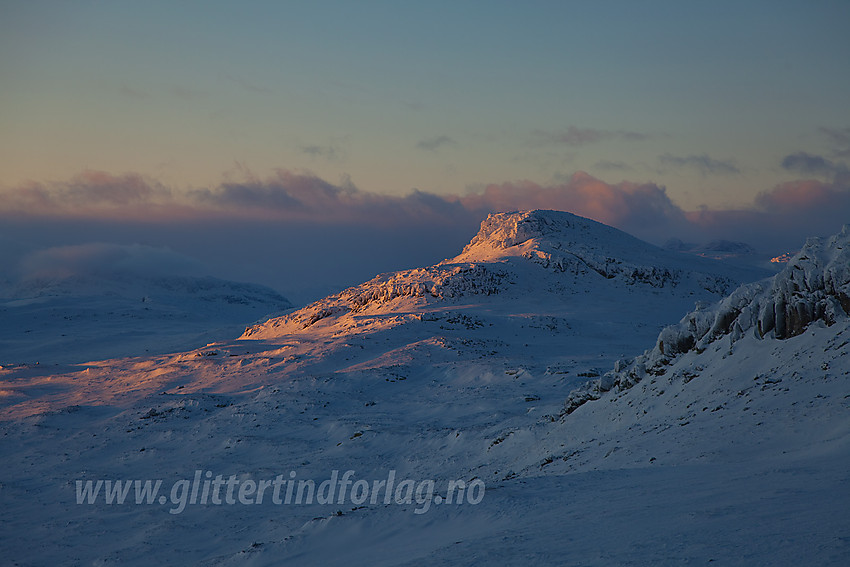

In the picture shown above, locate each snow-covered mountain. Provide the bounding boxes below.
[2,212,847,566]
[665,237,757,255]
[0,272,292,365]
[664,236,774,269]
[243,210,760,344]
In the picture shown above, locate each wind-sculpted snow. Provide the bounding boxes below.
[564,224,850,415]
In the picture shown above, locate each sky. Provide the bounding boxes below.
[1,1,849,303]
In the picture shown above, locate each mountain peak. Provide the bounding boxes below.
[448,209,761,292]
[450,210,622,263]
[467,210,582,248]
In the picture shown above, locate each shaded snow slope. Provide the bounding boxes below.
[0,273,292,365]
[469,224,850,563]
[480,316,850,566]
[564,224,850,413]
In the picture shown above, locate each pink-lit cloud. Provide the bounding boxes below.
[2,167,848,255]
[685,177,850,251]
[755,179,844,211]
[3,167,848,303]
[457,172,689,241]
[2,170,172,217]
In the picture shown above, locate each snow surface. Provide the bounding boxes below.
[1,210,847,566]
[0,273,292,365]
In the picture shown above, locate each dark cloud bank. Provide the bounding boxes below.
[2,166,848,304]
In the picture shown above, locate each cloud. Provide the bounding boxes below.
[530,126,649,147]
[0,171,687,300]
[456,171,850,252]
[755,178,849,212]
[780,151,844,177]
[19,243,205,281]
[4,166,850,293]
[593,160,633,172]
[820,126,850,157]
[416,135,455,151]
[685,176,850,251]
[658,153,741,176]
[6,167,845,245]
[189,170,353,216]
[171,85,206,101]
[458,172,690,242]
[2,168,470,226]
[299,144,344,162]
[183,169,472,226]
[224,73,273,95]
[1,170,172,215]
[117,85,150,99]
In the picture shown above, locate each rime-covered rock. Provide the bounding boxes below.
[564,224,850,415]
